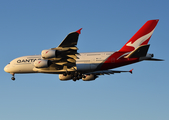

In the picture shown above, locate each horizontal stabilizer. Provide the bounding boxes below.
[125,44,150,58]
[85,69,133,75]
[144,58,164,61]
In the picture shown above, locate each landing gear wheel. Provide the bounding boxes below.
[11,77,15,81]
[73,77,77,82]
[63,73,67,76]
[82,75,86,78]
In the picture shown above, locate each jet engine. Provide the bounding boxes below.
[82,74,98,81]
[59,74,72,81]
[34,59,51,68]
[41,49,60,59]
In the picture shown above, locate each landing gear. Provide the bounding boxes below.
[62,71,85,82]
[72,72,85,82]
[11,73,15,81]
[11,77,15,80]
[82,75,86,79]
[63,72,67,76]
[63,72,71,76]
[73,77,77,82]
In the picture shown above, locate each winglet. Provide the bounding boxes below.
[129,69,133,74]
[76,28,82,34]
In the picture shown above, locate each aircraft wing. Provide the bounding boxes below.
[58,28,82,47]
[41,28,82,71]
[85,69,133,75]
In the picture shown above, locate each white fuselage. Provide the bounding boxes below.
[4,52,114,74]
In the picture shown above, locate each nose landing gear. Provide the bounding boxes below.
[11,77,15,80]
[11,73,15,81]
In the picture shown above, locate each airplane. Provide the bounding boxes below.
[4,19,163,81]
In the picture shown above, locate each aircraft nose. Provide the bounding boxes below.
[4,64,10,73]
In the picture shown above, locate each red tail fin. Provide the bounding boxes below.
[119,20,159,52]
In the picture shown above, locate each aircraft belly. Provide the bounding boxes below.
[76,63,99,71]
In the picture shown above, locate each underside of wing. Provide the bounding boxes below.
[34,28,82,72]
[51,28,82,68]
[80,69,133,81]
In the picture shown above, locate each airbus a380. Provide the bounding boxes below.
[4,19,163,81]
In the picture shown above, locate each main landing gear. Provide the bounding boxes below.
[72,72,86,82]
[63,72,86,82]
[72,75,86,82]
[11,73,15,81]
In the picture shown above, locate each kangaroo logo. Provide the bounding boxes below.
[126,28,155,49]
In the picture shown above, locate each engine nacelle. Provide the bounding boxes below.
[59,74,72,81]
[82,74,98,81]
[41,49,60,59]
[34,59,50,68]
